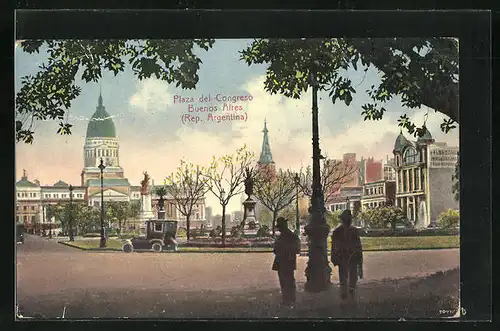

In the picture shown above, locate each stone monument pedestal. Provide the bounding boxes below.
[140,193,154,227]
[242,197,259,233]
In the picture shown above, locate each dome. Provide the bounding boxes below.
[86,93,116,138]
[393,131,409,152]
[417,126,434,143]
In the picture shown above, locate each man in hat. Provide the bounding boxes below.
[331,209,363,299]
[272,217,301,306]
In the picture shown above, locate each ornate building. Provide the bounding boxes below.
[16,92,207,232]
[393,129,459,227]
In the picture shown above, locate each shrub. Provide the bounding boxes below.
[438,209,460,229]
[177,228,187,238]
[359,206,409,229]
[326,211,342,229]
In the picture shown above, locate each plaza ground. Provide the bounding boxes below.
[16,235,460,319]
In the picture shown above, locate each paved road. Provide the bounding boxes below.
[16,235,460,319]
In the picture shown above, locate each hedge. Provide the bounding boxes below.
[359,228,459,237]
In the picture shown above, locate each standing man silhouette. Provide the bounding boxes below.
[272,217,301,306]
[331,210,364,299]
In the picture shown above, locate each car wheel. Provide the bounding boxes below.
[123,243,133,253]
[152,243,163,253]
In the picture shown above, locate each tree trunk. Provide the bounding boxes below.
[221,205,226,246]
[272,210,278,236]
[186,214,191,242]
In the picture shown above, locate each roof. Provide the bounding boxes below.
[53,180,69,187]
[417,127,434,143]
[87,178,130,187]
[393,131,410,152]
[16,177,38,188]
[86,93,116,138]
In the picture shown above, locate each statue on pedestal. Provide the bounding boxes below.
[242,166,259,232]
[140,171,150,195]
[139,171,154,224]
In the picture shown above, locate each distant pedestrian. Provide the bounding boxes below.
[331,210,363,299]
[272,217,301,307]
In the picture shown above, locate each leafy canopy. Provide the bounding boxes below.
[240,37,459,137]
[16,39,215,143]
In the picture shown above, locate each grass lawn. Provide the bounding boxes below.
[62,239,124,250]
[328,236,460,251]
[62,236,459,252]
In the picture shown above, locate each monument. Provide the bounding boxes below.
[139,171,154,226]
[242,167,259,233]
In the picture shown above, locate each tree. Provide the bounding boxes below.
[126,200,141,231]
[240,38,459,138]
[165,159,208,241]
[326,210,342,230]
[253,169,297,235]
[16,39,215,143]
[452,152,460,202]
[106,201,129,234]
[297,158,358,204]
[202,145,254,246]
[360,206,408,230]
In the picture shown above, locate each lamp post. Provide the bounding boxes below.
[304,69,331,293]
[294,173,301,236]
[98,158,106,248]
[68,185,74,241]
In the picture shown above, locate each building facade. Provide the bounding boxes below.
[393,129,459,227]
[361,180,396,211]
[16,93,207,231]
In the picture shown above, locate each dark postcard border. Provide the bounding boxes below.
[9,9,492,325]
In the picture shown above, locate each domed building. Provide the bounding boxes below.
[392,128,459,228]
[80,93,136,207]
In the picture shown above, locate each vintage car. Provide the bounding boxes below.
[122,219,178,253]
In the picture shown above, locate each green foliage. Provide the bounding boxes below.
[177,227,187,238]
[241,38,459,137]
[359,206,409,230]
[438,209,460,229]
[326,210,342,229]
[154,186,168,198]
[258,208,273,227]
[209,226,222,239]
[16,39,215,143]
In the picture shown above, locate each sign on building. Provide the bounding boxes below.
[429,146,459,168]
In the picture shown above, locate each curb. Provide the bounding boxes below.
[59,242,458,253]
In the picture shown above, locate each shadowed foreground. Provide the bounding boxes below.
[18,268,459,319]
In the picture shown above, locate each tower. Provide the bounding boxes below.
[257,119,276,179]
[81,92,124,186]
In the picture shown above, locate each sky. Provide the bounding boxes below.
[15,39,459,214]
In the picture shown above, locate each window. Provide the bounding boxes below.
[23,206,27,210]
[414,168,419,190]
[154,223,163,232]
[31,206,35,210]
[409,170,413,192]
[17,193,20,197]
[404,147,419,165]
[94,201,99,207]
[420,168,425,190]
[16,206,20,210]
[16,216,20,223]
[403,170,407,192]
[31,216,36,223]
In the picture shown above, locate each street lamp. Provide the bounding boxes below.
[98,158,106,248]
[294,173,301,236]
[68,185,74,241]
[304,69,331,293]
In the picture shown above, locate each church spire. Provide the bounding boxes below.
[258,119,274,164]
[98,86,103,108]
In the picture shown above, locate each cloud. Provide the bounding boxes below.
[129,79,174,114]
